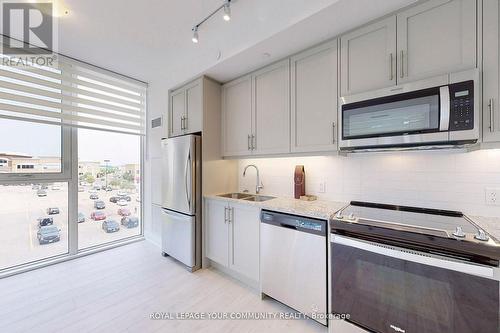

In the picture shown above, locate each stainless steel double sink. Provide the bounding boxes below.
[217,192,275,202]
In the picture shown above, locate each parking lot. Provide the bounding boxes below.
[78,185,141,249]
[0,183,141,270]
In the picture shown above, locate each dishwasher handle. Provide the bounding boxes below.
[280,223,298,231]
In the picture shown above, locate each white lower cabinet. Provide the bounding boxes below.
[205,199,229,267]
[205,199,260,283]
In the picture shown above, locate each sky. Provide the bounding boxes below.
[0,119,140,165]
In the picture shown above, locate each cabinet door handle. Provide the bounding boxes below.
[390,53,393,81]
[332,122,336,144]
[183,116,188,131]
[489,98,495,132]
[247,135,251,151]
[224,207,228,224]
[400,50,404,79]
[181,116,185,130]
[252,134,256,150]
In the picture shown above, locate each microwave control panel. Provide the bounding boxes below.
[448,80,474,131]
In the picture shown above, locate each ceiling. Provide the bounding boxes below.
[7,0,417,87]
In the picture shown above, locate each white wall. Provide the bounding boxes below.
[238,149,500,217]
[144,80,169,247]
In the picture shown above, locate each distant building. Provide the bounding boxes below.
[0,153,61,173]
[78,161,101,179]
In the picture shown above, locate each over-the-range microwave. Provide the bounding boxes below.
[339,70,479,151]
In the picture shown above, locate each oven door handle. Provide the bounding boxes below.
[439,86,450,131]
[331,235,495,279]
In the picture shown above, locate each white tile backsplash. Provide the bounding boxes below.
[238,149,500,217]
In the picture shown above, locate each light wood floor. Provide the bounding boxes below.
[0,240,327,333]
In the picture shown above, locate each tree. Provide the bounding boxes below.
[123,172,135,183]
[82,172,95,184]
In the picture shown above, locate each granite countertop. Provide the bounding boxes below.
[204,194,346,220]
[205,194,500,241]
[469,215,500,242]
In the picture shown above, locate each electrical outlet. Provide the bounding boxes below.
[319,181,326,193]
[485,188,500,206]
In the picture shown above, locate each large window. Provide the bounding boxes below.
[0,118,63,174]
[0,182,68,270]
[0,37,146,274]
[78,129,141,249]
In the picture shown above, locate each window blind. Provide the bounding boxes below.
[0,43,147,135]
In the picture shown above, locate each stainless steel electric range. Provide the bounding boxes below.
[330,201,500,333]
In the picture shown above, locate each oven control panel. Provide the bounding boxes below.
[448,80,474,131]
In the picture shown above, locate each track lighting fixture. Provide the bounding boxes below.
[223,1,231,21]
[191,0,234,43]
[192,26,199,44]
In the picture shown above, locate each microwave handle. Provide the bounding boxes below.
[439,86,450,131]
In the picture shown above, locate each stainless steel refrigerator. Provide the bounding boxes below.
[161,134,201,271]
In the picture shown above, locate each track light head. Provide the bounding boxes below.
[223,1,231,21]
[192,26,199,43]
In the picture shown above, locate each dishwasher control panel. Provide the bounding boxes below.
[261,210,326,236]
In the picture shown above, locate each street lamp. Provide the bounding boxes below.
[104,159,110,190]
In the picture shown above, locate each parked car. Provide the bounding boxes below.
[46,207,60,215]
[37,217,54,227]
[90,193,99,200]
[116,199,128,206]
[117,191,128,197]
[102,220,120,233]
[93,186,101,191]
[78,186,85,192]
[78,212,86,223]
[121,216,139,229]
[37,189,47,197]
[37,225,60,244]
[111,195,131,202]
[91,211,106,221]
[41,184,49,190]
[118,208,131,216]
[32,184,40,190]
[105,186,113,192]
[94,200,106,209]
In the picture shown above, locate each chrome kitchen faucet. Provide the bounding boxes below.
[243,164,263,194]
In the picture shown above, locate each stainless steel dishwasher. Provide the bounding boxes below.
[260,210,327,326]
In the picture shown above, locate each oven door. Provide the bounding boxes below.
[331,235,499,333]
[340,85,450,150]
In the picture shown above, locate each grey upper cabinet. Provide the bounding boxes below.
[291,40,338,153]
[222,75,253,156]
[482,0,500,143]
[222,60,290,157]
[340,17,397,96]
[168,78,203,137]
[184,80,203,134]
[253,59,290,155]
[170,89,185,137]
[397,0,476,84]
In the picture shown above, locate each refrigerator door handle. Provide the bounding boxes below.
[162,208,189,219]
[185,150,192,212]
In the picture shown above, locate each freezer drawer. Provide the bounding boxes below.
[260,210,327,325]
[161,208,196,268]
